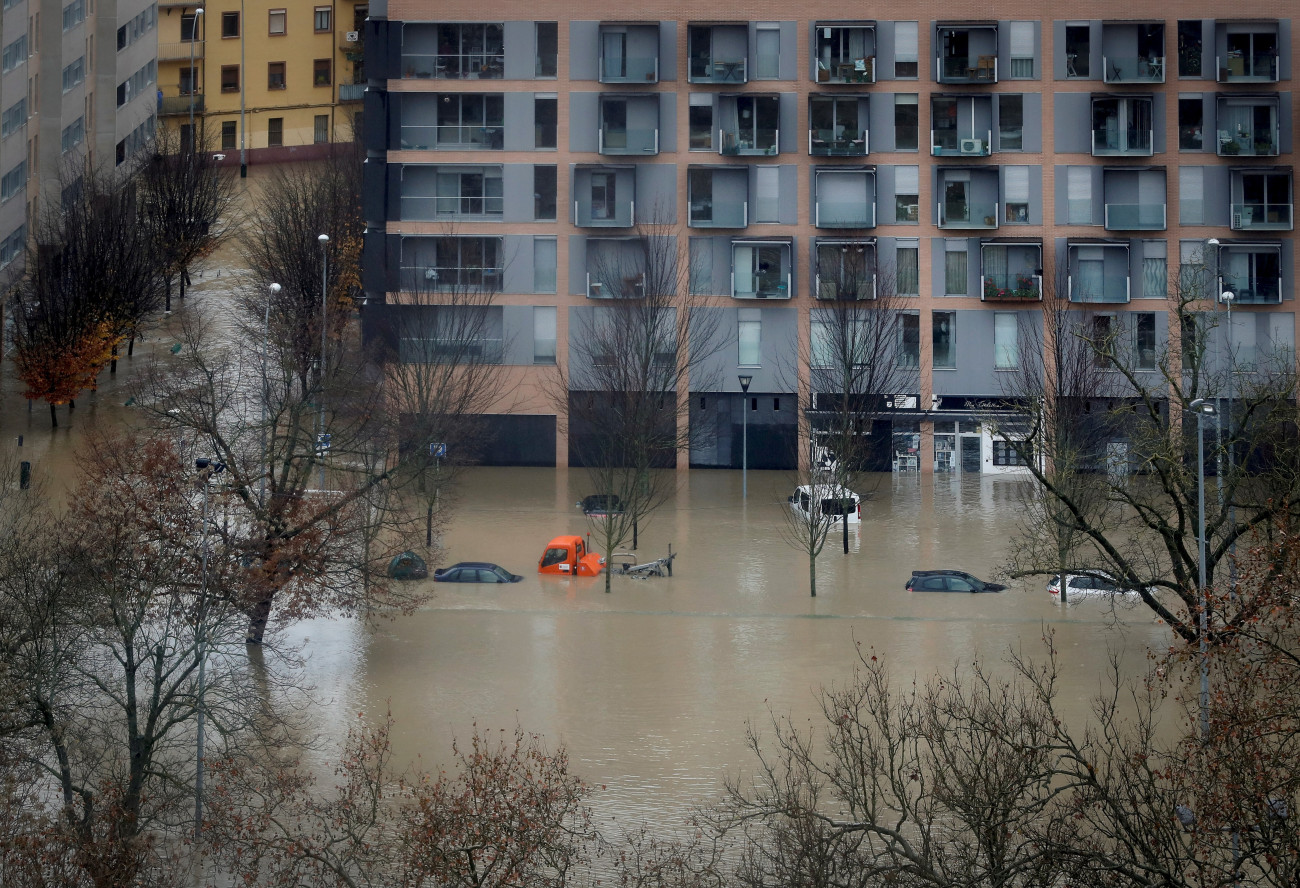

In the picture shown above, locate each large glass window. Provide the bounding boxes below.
[533,305,556,359]
[896,241,919,295]
[1065,25,1090,77]
[897,314,920,367]
[998,94,1023,150]
[435,94,505,148]
[535,95,557,149]
[738,308,761,365]
[689,95,713,150]
[435,23,505,79]
[533,165,556,220]
[994,312,1018,369]
[1178,97,1203,150]
[944,242,968,295]
[1177,21,1202,77]
[535,22,557,77]
[1009,21,1034,78]
[894,95,918,150]
[1135,313,1156,369]
[895,166,919,223]
[894,22,918,77]
[933,312,955,368]
[435,167,503,217]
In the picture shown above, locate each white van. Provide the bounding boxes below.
[788,484,861,526]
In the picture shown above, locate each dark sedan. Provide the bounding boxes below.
[905,570,1007,593]
[433,562,524,583]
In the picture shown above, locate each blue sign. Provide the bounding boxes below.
[430,442,447,459]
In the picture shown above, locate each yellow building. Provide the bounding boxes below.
[157,0,367,167]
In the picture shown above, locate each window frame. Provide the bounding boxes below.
[313,6,331,33]
[932,311,956,369]
[267,61,286,90]
[313,58,332,87]
[268,9,286,37]
[220,65,240,93]
[221,10,239,39]
[267,117,284,148]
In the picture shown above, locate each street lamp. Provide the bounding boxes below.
[1221,289,1236,592]
[317,235,330,488]
[188,8,204,142]
[739,375,753,499]
[193,456,226,840]
[260,283,280,507]
[1190,397,1217,741]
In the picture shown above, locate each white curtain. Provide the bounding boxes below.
[994,312,1018,368]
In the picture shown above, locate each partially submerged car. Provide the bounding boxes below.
[538,534,605,577]
[906,570,1006,593]
[387,550,429,580]
[433,562,523,583]
[1048,571,1152,600]
[579,494,624,518]
[788,484,861,526]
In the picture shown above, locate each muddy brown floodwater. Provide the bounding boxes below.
[285,466,1175,828]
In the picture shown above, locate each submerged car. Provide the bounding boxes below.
[579,495,625,518]
[1048,571,1151,599]
[387,550,428,580]
[433,562,523,583]
[906,570,1006,593]
[788,484,861,526]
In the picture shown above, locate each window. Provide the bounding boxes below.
[268,9,285,36]
[932,312,955,369]
[1,161,26,202]
[898,313,920,367]
[314,7,331,32]
[590,172,616,221]
[60,116,83,153]
[314,114,329,143]
[1066,166,1092,224]
[431,167,503,217]
[179,67,197,96]
[1004,165,1029,223]
[1009,21,1034,78]
[944,241,968,295]
[221,66,239,92]
[1135,313,1156,369]
[994,312,1018,369]
[0,223,24,268]
[689,238,712,295]
[62,0,85,32]
[180,12,199,42]
[738,308,761,366]
[533,165,556,220]
[117,60,158,107]
[755,24,779,79]
[314,59,332,86]
[534,95,557,149]
[894,22,918,77]
[535,22,558,77]
[1092,315,1113,366]
[1177,21,1202,77]
[267,62,285,90]
[894,95,918,150]
[222,11,239,38]
[267,117,283,147]
[2,36,27,73]
[533,305,556,360]
[895,166,919,223]
[221,120,236,150]
[896,240,919,295]
[998,94,1023,150]
[61,57,84,92]
[754,167,778,223]
[689,94,713,150]
[117,4,157,51]
[1065,25,1090,77]
[533,243,557,297]
[1,98,26,138]
[992,440,1030,467]
[1181,313,1203,370]
[1143,242,1167,298]
[1178,97,1203,150]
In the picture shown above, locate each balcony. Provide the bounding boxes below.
[1216,242,1282,304]
[1216,96,1280,157]
[587,273,645,299]
[816,56,875,84]
[599,24,661,84]
[599,128,658,156]
[814,240,876,300]
[932,131,991,157]
[814,23,876,84]
[936,23,999,84]
[398,264,503,292]
[600,55,658,83]
[1103,56,1165,83]
[398,337,504,364]
[1100,21,1165,83]
[810,130,867,156]
[1103,168,1165,230]
[1091,97,1153,157]
[980,240,1043,301]
[939,199,998,229]
[401,195,504,221]
[402,53,504,80]
[400,125,503,151]
[1066,241,1131,303]
[688,24,749,83]
[815,170,875,229]
[339,83,365,102]
[732,241,791,299]
[1217,32,1279,83]
[158,41,203,62]
[688,199,747,228]
[1231,203,1292,230]
[720,129,778,157]
[1104,204,1165,230]
[815,200,875,229]
[159,94,203,116]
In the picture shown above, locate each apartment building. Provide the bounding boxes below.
[0,0,158,275]
[358,2,1296,473]
[157,0,366,165]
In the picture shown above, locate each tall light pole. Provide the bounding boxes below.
[739,374,752,498]
[1221,289,1236,593]
[317,234,330,488]
[188,7,204,143]
[260,283,280,507]
[239,0,247,177]
[193,457,225,840]
[1190,397,1217,741]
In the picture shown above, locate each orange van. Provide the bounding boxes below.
[538,535,604,576]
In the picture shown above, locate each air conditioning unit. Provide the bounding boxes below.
[345,31,359,42]
[960,137,983,154]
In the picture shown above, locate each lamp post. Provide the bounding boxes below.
[188,7,204,143]
[193,457,225,840]
[739,374,752,499]
[1221,289,1236,593]
[260,283,280,507]
[1190,397,1217,741]
[239,0,247,177]
[317,235,330,488]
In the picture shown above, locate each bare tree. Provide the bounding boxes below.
[777,428,843,598]
[138,122,240,314]
[550,213,722,592]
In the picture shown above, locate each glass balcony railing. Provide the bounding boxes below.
[159,94,203,116]
[575,198,635,227]
[809,130,868,156]
[937,54,997,83]
[816,55,875,83]
[1092,125,1153,156]
[401,53,505,79]
[733,272,791,299]
[815,200,875,228]
[720,129,779,156]
[1102,55,1165,83]
[587,273,645,299]
[931,130,992,157]
[399,266,503,291]
[938,199,999,229]
[600,56,659,83]
[689,57,747,83]
[1221,274,1281,304]
[1217,129,1279,157]
[1104,203,1166,230]
[400,125,504,150]
[816,275,876,300]
[401,195,504,220]
[1217,52,1279,83]
[1231,202,1293,230]
[688,199,747,228]
[981,272,1042,301]
[599,128,659,155]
